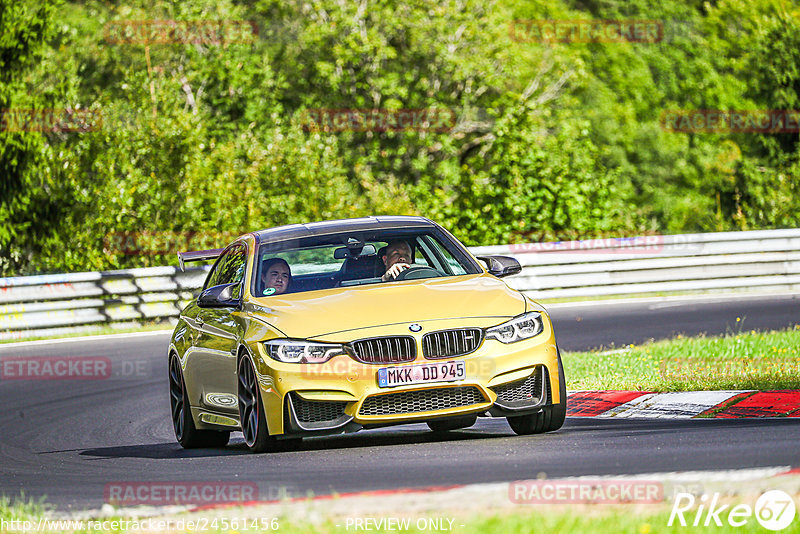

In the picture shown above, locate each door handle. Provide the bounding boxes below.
[196,316,205,326]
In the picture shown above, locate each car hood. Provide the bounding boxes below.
[248,274,527,338]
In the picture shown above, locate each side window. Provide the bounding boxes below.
[204,255,226,290]
[412,242,430,266]
[418,236,467,275]
[204,244,247,296]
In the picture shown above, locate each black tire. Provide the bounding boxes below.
[239,356,302,453]
[546,352,568,430]
[237,354,273,452]
[507,351,567,435]
[238,354,304,453]
[236,355,303,452]
[427,414,478,433]
[169,355,231,448]
[507,408,549,435]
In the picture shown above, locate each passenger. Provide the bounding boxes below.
[380,240,414,281]
[261,257,291,295]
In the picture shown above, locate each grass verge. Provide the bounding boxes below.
[563,325,800,391]
[2,500,797,533]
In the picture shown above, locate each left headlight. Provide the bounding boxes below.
[263,339,347,363]
[485,312,544,344]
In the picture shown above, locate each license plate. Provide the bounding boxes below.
[377,360,466,388]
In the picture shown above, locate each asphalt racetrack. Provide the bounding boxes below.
[0,294,798,511]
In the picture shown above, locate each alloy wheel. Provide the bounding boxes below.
[168,356,185,441]
[238,357,259,447]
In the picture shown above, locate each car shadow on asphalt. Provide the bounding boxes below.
[63,418,796,460]
[76,442,251,459]
[297,426,513,452]
[74,422,516,459]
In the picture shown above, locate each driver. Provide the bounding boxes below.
[261,257,292,295]
[380,239,414,281]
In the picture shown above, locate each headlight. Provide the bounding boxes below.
[485,312,544,343]
[263,339,347,363]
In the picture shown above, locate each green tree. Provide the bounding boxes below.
[0,0,59,275]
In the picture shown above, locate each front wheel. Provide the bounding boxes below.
[238,355,273,452]
[237,354,301,453]
[507,352,567,435]
[169,355,230,448]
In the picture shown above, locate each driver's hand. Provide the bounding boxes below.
[382,262,410,281]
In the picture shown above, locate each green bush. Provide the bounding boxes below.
[1,0,798,275]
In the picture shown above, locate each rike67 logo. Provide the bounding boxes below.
[669,490,796,531]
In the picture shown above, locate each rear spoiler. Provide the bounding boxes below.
[177,248,225,272]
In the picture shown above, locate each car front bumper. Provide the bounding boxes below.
[251,316,561,436]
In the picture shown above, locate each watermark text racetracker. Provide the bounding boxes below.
[300,108,457,133]
[297,358,496,381]
[105,481,259,506]
[0,356,149,381]
[510,479,663,504]
[104,231,242,256]
[0,108,101,133]
[508,233,704,255]
[509,19,664,43]
[661,110,800,133]
[660,356,800,383]
[105,481,298,507]
[103,19,258,45]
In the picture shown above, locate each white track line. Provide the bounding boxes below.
[0,329,173,349]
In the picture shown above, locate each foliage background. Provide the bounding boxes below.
[1,0,798,275]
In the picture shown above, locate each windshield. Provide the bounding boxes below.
[253,228,480,297]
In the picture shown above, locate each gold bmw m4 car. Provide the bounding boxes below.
[168,216,565,452]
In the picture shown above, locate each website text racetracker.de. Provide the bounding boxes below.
[509,480,663,504]
[509,19,664,43]
[0,356,149,381]
[298,358,496,380]
[0,517,279,533]
[299,108,457,133]
[1,357,110,380]
[660,109,800,133]
[0,108,101,133]
[103,19,258,45]
[104,481,257,506]
[104,231,242,256]
[508,234,704,254]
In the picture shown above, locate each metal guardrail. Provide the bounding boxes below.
[1,229,799,340]
[0,267,209,341]
[471,228,800,299]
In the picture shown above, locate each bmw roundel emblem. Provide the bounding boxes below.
[409,323,422,333]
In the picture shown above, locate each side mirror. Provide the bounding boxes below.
[476,255,522,278]
[197,283,241,308]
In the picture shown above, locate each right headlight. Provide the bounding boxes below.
[485,312,544,344]
[262,339,347,363]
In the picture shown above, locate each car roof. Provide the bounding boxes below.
[252,216,438,243]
